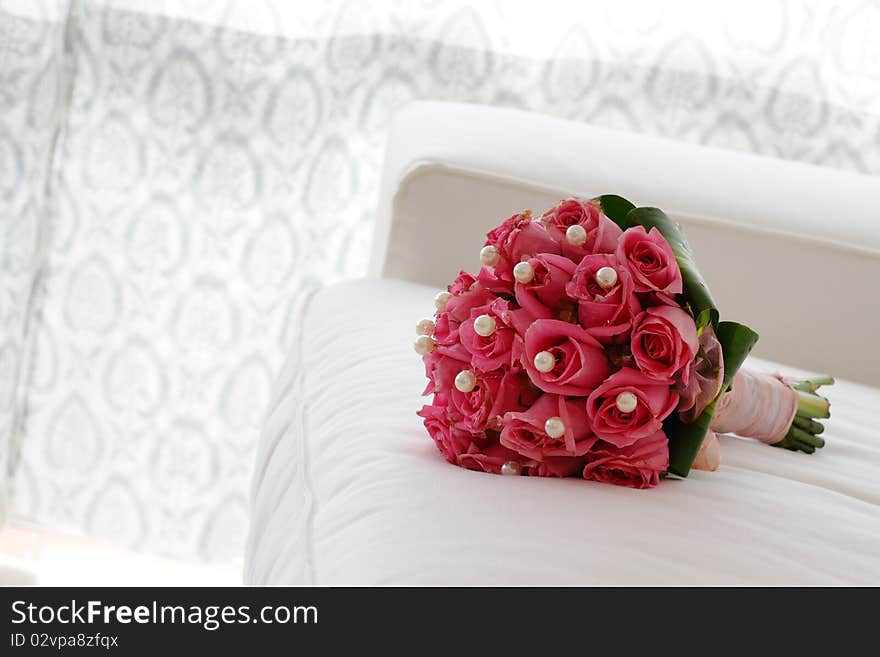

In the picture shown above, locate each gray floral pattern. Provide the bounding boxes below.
[2,0,879,563]
[1,0,69,526]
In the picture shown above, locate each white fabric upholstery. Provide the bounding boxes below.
[246,101,880,585]
[371,102,880,385]
[245,278,880,585]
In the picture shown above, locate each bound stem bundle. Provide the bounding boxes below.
[775,377,833,453]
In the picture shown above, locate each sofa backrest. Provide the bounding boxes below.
[373,102,880,385]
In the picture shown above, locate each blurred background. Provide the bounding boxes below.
[1,0,878,584]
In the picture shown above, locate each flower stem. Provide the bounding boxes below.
[796,390,830,419]
[790,375,834,393]
[775,425,825,453]
[792,416,824,435]
[774,382,831,453]
[790,426,825,449]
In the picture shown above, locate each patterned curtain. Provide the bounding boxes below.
[3,0,879,564]
[0,0,71,525]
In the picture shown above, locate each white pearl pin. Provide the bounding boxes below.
[454,370,477,393]
[533,350,555,373]
[414,335,435,356]
[473,314,496,337]
[566,224,587,246]
[513,261,535,284]
[615,391,638,413]
[480,245,500,267]
[501,461,522,476]
[595,266,618,289]
[416,318,435,336]
[434,291,452,310]
[544,416,566,439]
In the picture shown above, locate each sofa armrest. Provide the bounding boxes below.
[369,101,880,384]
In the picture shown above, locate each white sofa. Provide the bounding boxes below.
[244,102,880,585]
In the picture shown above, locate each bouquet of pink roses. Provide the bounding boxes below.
[414,196,832,488]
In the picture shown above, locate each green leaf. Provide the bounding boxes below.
[715,321,760,395]
[666,321,759,477]
[594,194,635,229]
[663,403,715,479]
[625,207,718,332]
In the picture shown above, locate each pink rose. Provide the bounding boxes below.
[479,212,561,294]
[431,311,460,348]
[418,395,472,464]
[477,264,515,296]
[527,456,588,478]
[502,305,543,340]
[447,368,523,434]
[459,298,518,372]
[444,283,494,323]
[586,368,679,446]
[566,254,641,340]
[486,211,561,264]
[514,253,577,319]
[523,319,609,396]
[630,305,698,382]
[422,312,471,395]
[457,442,524,475]
[422,348,471,395]
[616,226,683,294]
[431,281,497,366]
[448,270,477,295]
[582,430,669,489]
[542,198,622,260]
[500,394,596,460]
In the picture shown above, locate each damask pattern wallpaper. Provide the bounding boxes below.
[2,0,879,563]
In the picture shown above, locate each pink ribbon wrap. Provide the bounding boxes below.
[709,369,798,445]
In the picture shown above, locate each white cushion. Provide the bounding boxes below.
[245,278,880,585]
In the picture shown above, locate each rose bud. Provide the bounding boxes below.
[447,368,523,434]
[479,212,561,294]
[500,393,596,461]
[487,211,561,263]
[514,253,577,319]
[457,442,526,475]
[566,254,641,342]
[459,298,518,372]
[582,430,669,489]
[541,198,622,261]
[523,319,610,396]
[616,226,683,294]
[418,395,473,464]
[586,367,679,446]
[526,456,589,478]
[630,305,698,382]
